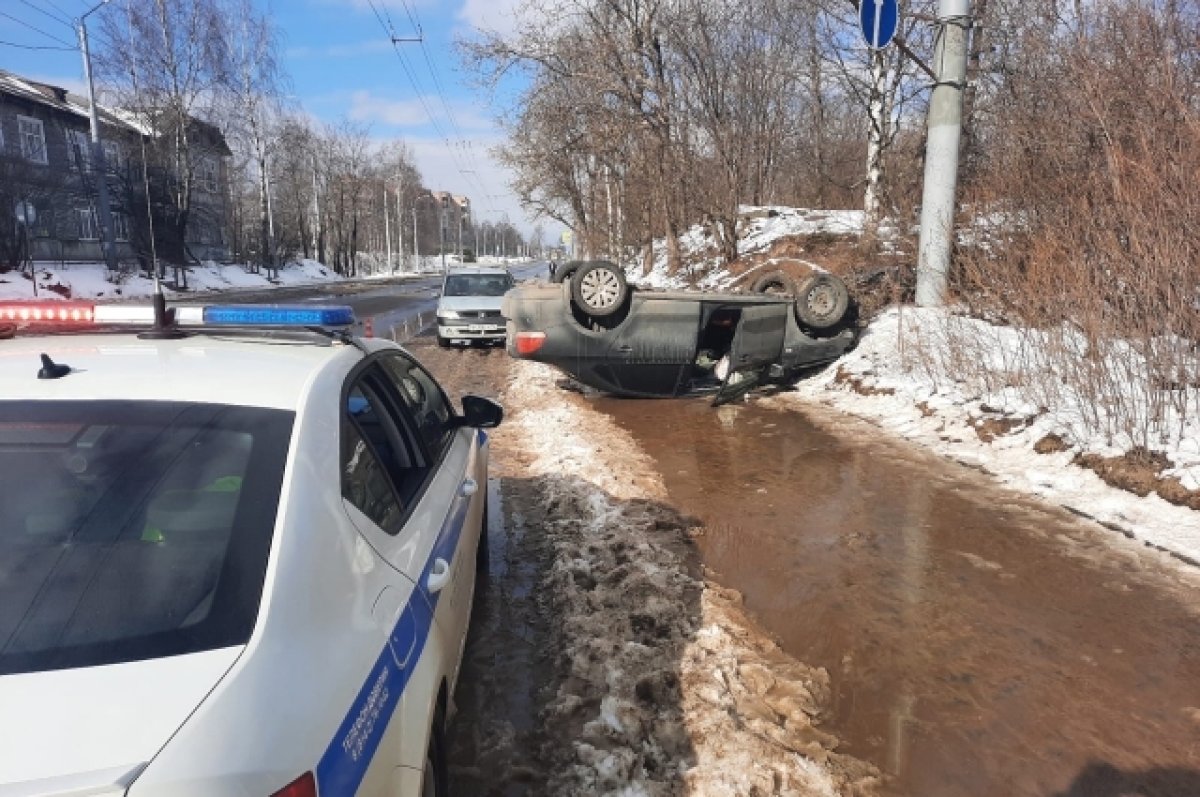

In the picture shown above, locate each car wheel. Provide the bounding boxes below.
[436,335,451,348]
[571,260,628,318]
[423,707,448,797]
[794,272,851,331]
[551,260,583,284]
[749,269,797,296]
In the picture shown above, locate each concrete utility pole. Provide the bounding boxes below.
[77,0,117,271]
[383,187,392,274]
[915,0,971,307]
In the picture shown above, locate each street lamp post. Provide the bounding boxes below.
[77,0,117,271]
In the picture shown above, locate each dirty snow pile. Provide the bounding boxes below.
[0,259,344,301]
[504,361,880,796]
[633,207,870,291]
[784,307,1200,563]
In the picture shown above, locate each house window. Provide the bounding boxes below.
[18,116,48,165]
[66,129,91,170]
[102,140,121,172]
[196,156,218,193]
[76,208,99,240]
[112,212,129,241]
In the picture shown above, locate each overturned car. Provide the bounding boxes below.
[501,259,857,403]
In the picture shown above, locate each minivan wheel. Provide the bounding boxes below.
[794,273,851,331]
[571,261,628,318]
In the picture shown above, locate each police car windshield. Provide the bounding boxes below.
[0,400,293,675]
[443,273,513,297]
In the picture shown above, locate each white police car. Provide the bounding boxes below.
[0,300,500,797]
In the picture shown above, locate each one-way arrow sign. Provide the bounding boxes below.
[860,0,899,49]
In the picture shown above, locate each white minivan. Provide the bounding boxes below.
[435,267,515,348]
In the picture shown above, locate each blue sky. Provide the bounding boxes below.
[0,0,545,238]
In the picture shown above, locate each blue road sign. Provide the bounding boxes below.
[860,0,899,49]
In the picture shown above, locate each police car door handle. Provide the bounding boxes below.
[459,478,478,498]
[427,558,451,594]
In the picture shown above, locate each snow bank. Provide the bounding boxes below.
[786,307,1200,563]
[0,259,345,301]
[504,361,880,796]
[631,206,867,291]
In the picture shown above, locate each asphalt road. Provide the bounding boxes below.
[211,261,548,339]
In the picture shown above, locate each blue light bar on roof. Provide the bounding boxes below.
[200,305,356,327]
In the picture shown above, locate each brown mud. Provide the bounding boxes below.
[595,396,1200,797]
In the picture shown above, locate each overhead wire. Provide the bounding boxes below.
[18,0,74,29]
[0,38,75,51]
[365,0,511,237]
[0,10,76,48]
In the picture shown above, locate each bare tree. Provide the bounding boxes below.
[99,0,228,284]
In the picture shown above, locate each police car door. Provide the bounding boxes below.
[336,362,452,793]
[373,351,480,658]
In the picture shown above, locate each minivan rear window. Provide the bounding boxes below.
[0,401,293,674]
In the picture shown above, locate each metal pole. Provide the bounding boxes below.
[412,206,419,270]
[383,187,392,274]
[77,1,117,271]
[264,158,276,273]
[915,0,971,306]
[439,207,446,273]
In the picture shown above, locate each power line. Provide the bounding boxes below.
[44,0,76,21]
[0,37,74,51]
[0,10,75,47]
[17,0,73,29]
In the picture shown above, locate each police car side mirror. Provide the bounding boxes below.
[458,395,503,429]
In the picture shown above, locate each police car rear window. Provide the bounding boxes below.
[0,401,293,675]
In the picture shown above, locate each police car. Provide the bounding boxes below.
[0,300,501,797]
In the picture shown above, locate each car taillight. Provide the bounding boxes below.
[515,331,546,356]
[269,772,316,797]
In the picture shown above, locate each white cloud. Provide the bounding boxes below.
[456,0,523,38]
[286,39,393,59]
[402,133,547,240]
[347,89,496,134]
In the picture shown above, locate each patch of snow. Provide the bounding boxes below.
[0,260,346,302]
[502,361,881,795]
[785,306,1200,563]
[627,206,866,290]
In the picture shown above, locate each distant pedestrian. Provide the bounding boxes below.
[548,260,558,279]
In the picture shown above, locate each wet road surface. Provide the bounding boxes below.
[596,396,1200,797]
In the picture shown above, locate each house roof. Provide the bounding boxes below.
[0,69,144,135]
[0,69,231,155]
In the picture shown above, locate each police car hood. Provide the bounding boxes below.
[0,646,241,794]
[438,294,504,314]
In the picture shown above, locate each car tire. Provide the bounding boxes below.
[551,260,583,284]
[423,706,449,797]
[749,269,797,296]
[794,272,851,331]
[570,260,628,318]
[436,335,451,348]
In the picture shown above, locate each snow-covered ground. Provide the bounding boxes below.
[623,207,1200,565]
[786,308,1200,563]
[0,254,508,303]
[632,206,890,291]
[0,259,345,302]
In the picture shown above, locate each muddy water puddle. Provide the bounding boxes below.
[597,397,1200,797]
